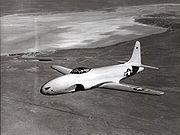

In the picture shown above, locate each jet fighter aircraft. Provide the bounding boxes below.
[40,41,164,96]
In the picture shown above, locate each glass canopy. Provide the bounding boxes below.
[70,67,91,74]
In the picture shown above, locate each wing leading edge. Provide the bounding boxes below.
[51,65,72,75]
[100,83,164,96]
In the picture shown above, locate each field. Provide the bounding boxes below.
[1,9,180,135]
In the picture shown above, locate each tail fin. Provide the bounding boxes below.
[127,41,141,65]
[126,41,159,69]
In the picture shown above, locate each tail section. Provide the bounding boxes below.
[126,41,158,69]
[127,41,141,65]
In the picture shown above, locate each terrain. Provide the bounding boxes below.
[1,6,180,135]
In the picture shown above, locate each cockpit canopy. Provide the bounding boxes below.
[70,67,91,74]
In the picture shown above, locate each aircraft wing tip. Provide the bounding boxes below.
[156,91,164,96]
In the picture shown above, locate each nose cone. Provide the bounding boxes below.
[40,75,75,95]
[40,85,47,95]
[40,83,52,95]
[40,86,45,95]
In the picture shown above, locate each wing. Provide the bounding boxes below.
[51,65,72,75]
[100,83,164,96]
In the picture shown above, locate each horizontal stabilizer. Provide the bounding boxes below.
[124,41,158,70]
[118,61,159,69]
[117,60,126,63]
[140,64,159,69]
[129,64,159,70]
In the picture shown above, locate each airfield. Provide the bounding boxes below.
[1,6,180,135]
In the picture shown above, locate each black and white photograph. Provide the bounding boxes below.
[1,0,180,135]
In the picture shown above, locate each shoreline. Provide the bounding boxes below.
[1,18,177,58]
[0,30,167,57]
[0,29,171,57]
[2,28,178,59]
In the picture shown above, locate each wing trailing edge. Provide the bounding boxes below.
[100,83,164,96]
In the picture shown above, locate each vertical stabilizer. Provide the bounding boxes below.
[126,41,158,69]
[127,41,141,65]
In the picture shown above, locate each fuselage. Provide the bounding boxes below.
[40,64,144,95]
